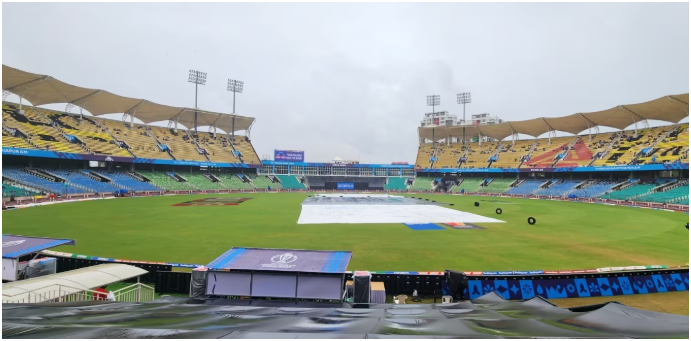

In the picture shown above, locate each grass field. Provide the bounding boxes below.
[2,192,688,271]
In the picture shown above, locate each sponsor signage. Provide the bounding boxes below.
[40,250,201,268]
[337,182,355,190]
[261,252,298,269]
[261,160,415,169]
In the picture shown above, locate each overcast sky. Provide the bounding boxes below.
[3,2,689,163]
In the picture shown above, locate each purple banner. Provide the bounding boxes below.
[2,234,75,258]
[274,150,305,162]
[207,247,352,273]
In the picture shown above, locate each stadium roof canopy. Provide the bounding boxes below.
[2,234,75,259]
[1,65,255,134]
[2,264,147,303]
[419,93,689,141]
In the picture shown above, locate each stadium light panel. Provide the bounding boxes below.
[227,79,244,93]
[457,92,471,104]
[426,95,440,107]
[188,70,207,85]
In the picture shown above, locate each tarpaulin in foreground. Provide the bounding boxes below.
[2,293,687,338]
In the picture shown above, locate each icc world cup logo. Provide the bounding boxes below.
[271,253,297,264]
[3,240,25,248]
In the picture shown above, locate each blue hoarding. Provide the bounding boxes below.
[465,272,689,300]
[274,150,305,162]
[337,182,355,190]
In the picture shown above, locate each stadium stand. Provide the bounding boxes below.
[384,177,409,190]
[451,177,483,192]
[246,174,275,190]
[637,124,689,164]
[1,131,33,149]
[416,124,690,170]
[2,104,83,153]
[585,132,620,165]
[461,142,500,168]
[275,175,305,190]
[521,137,576,168]
[637,183,689,204]
[433,143,463,168]
[194,132,241,163]
[36,108,132,157]
[216,173,255,190]
[557,138,594,167]
[592,126,668,166]
[184,173,227,190]
[49,169,121,193]
[95,119,171,160]
[599,182,658,201]
[415,144,435,168]
[506,179,545,195]
[569,180,617,198]
[231,136,261,165]
[534,179,580,196]
[491,140,534,168]
[137,170,195,191]
[3,167,86,194]
[2,183,38,197]
[93,171,161,192]
[476,178,515,193]
[147,126,208,161]
[410,177,433,191]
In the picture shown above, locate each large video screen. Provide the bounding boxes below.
[274,150,305,162]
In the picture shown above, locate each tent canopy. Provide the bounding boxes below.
[2,234,75,259]
[2,263,148,303]
[419,93,689,141]
[2,65,255,134]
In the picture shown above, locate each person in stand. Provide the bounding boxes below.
[93,286,108,300]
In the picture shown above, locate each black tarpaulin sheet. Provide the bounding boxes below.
[2,293,687,338]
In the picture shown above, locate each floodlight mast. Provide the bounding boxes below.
[227,79,244,114]
[426,94,440,117]
[188,70,207,134]
[457,92,471,145]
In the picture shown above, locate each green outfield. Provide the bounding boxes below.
[2,193,688,271]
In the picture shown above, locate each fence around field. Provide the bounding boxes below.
[5,188,688,212]
[21,252,689,302]
[2,283,155,304]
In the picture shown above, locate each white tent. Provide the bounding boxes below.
[2,263,148,304]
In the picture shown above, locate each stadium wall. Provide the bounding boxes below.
[23,251,690,299]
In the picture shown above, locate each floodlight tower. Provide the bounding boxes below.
[457,92,471,144]
[188,69,207,133]
[227,79,244,114]
[426,95,440,116]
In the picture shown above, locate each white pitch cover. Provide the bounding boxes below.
[297,204,504,224]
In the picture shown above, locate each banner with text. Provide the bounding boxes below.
[337,182,355,190]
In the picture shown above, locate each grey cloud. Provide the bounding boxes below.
[2,2,688,163]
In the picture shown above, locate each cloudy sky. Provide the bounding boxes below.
[2,2,688,163]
